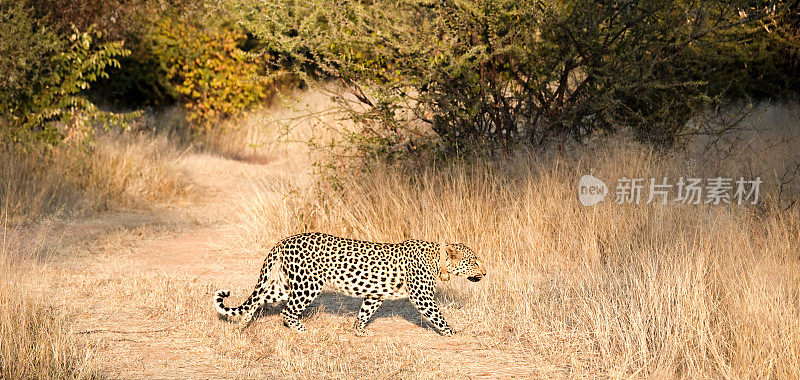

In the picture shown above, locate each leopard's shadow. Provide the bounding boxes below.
[252,291,440,330]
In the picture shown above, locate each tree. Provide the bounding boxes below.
[232,0,781,157]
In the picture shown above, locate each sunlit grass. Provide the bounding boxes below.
[236,134,800,377]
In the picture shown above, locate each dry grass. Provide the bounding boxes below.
[0,214,102,379]
[236,121,800,377]
[53,247,436,378]
[0,131,191,223]
[0,129,192,378]
[197,89,337,166]
[2,97,798,378]
[88,132,193,208]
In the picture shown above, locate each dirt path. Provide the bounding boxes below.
[43,150,545,379]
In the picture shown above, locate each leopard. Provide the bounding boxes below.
[213,232,486,336]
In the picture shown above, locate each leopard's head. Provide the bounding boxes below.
[439,243,486,282]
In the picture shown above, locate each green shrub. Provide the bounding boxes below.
[233,0,785,156]
[145,17,276,130]
[74,1,286,133]
[74,0,211,107]
[680,3,800,100]
[0,0,131,148]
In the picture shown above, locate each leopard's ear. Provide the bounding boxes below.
[446,244,462,260]
[438,243,451,281]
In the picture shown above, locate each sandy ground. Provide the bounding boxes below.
[29,147,544,379]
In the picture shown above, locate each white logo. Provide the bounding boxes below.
[578,175,608,206]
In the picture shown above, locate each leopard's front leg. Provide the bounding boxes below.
[353,297,384,336]
[406,275,454,336]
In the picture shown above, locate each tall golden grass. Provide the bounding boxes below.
[0,130,191,378]
[0,131,191,223]
[237,132,800,377]
[0,213,101,379]
[1,98,797,377]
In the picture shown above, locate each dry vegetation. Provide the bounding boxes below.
[1,127,192,378]
[0,131,191,223]
[0,215,101,379]
[235,104,800,377]
[1,97,799,378]
[237,144,800,377]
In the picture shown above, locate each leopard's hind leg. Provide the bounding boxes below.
[240,259,289,328]
[281,276,324,332]
[214,249,287,325]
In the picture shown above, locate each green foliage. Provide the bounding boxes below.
[6,0,793,153]
[680,1,800,100]
[68,1,289,133]
[0,0,132,148]
[0,0,61,143]
[234,0,784,156]
[79,1,218,107]
[144,17,276,130]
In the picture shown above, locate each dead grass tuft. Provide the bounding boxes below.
[0,131,191,223]
[0,214,101,379]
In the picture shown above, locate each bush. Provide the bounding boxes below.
[680,2,800,100]
[71,1,289,133]
[145,17,276,130]
[0,0,131,147]
[234,0,786,156]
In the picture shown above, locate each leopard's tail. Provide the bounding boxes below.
[214,255,282,320]
[214,280,266,319]
[214,289,245,318]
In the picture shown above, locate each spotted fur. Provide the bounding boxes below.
[213,232,486,336]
